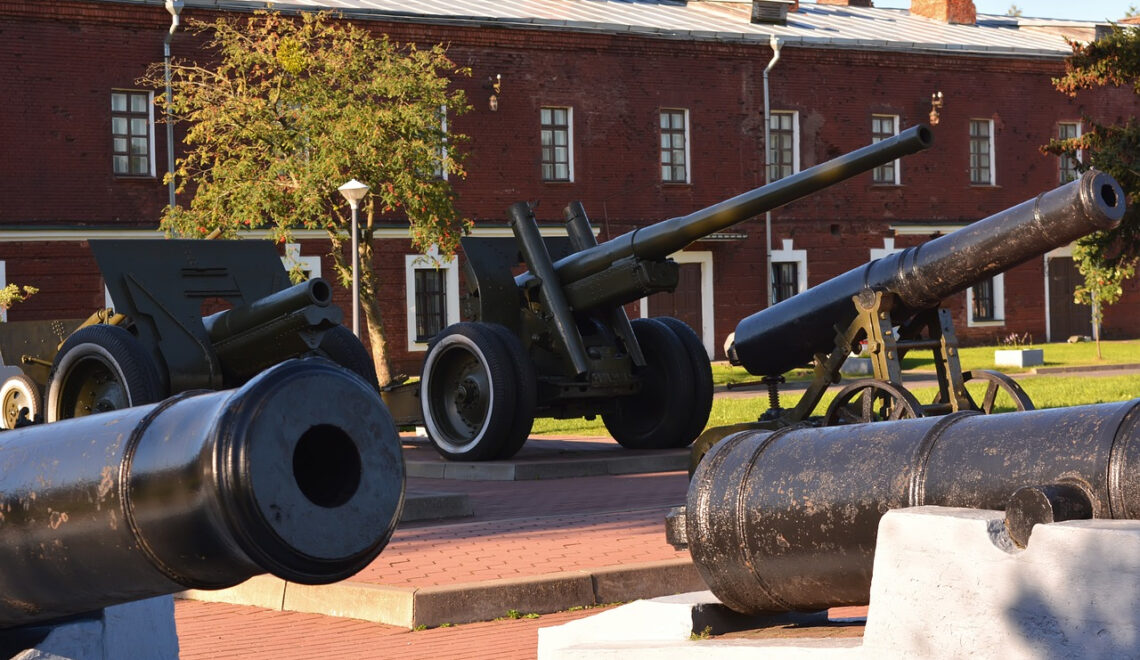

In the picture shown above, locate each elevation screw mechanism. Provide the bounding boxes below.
[759,375,786,420]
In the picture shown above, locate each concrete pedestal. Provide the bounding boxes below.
[5,596,178,660]
[539,506,1140,659]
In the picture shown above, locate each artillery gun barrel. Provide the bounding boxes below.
[0,358,403,629]
[516,124,934,289]
[732,170,1126,377]
[202,277,333,343]
[687,400,1140,614]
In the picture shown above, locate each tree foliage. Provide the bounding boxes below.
[0,284,37,315]
[1043,24,1140,345]
[141,11,471,383]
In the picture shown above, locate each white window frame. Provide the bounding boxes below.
[405,248,459,352]
[871,114,901,185]
[769,110,800,181]
[770,238,808,302]
[435,105,449,181]
[659,108,691,184]
[282,243,322,280]
[540,106,574,182]
[111,89,156,177]
[870,237,903,262]
[969,118,996,186]
[966,273,1005,327]
[637,250,715,358]
[1058,121,1082,184]
[0,261,6,322]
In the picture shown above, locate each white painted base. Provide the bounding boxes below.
[540,506,1140,659]
[8,596,179,660]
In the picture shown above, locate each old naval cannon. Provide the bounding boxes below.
[0,238,375,428]
[0,358,403,629]
[689,169,1127,466]
[413,124,934,460]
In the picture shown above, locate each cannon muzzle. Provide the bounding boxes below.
[0,358,403,629]
[731,169,1126,376]
[687,400,1140,614]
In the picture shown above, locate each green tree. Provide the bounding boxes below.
[1006,5,1023,17]
[142,11,471,384]
[1043,24,1140,349]
[0,284,37,317]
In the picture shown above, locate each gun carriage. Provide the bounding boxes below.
[0,239,375,428]
[416,125,935,461]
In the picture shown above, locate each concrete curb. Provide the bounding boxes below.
[400,490,474,522]
[1032,361,1140,374]
[405,450,689,481]
[178,558,704,629]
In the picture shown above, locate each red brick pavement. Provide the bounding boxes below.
[175,600,617,659]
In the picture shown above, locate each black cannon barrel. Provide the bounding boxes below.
[0,358,403,629]
[687,401,1140,614]
[732,170,1126,376]
[202,277,333,343]
[516,124,934,289]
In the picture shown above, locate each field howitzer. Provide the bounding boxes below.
[694,169,1127,465]
[417,125,935,461]
[0,358,404,629]
[0,239,377,428]
[671,399,1140,615]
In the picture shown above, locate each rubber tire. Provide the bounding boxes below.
[482,324,537,460]
[420,322,518,461]
[602,317,697,449]
[46,325,163,422]
[315,325,380,392]
[0,373,40,429]
[655,317,713,447]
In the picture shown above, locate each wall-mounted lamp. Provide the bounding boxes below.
[486,74,502,111]
[929,91,944,126]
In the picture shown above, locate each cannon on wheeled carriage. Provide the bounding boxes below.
[687,169,1126,469]
[0,239,375,427]
[411,125,935,461]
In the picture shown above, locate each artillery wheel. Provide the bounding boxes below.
[603,318,697,449]
[0,373,40,428]
[656,317,714,446]
[315,325,380,392]
[933,369,1035,414]
[420,322,519,461]
[823,379,924,426]
[482,324,536,460]
[46,325,163,422]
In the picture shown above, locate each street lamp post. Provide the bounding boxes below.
[338,179,370,338]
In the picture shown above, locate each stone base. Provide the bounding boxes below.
[4,596,178,660]
[539,506,1140,659]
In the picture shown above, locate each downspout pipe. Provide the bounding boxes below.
[762,35,782,307]
[164,1,184,212]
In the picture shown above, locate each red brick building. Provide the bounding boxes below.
[1,0,1136,376]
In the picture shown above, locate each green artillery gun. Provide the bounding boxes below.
[413,125,934,460]
[688,169,1126,471]
[0,239,374,427]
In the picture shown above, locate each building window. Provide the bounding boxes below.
[541,107,573,182]
[871,115,900,185]
[660,109,690,183]
[967,273,1005,327]
[405,251,460,351]
[1058,122,1081,184]
[969,119,995,186]
[282,243,322,280]
[434,105,449,181]
[768,111,799,181]
[413,269,447,342]
[111,90,154,177]
[770,238,807,304]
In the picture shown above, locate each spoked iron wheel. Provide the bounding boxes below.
[823,379,924,426]
[933,369,1035,414]
[45,325,163,422]
[420,323,523,461]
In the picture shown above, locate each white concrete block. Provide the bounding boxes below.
[11,596,178,660]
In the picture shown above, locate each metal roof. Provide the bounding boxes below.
[105,0,1102,58]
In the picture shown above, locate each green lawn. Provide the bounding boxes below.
[532,340,1140,437]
